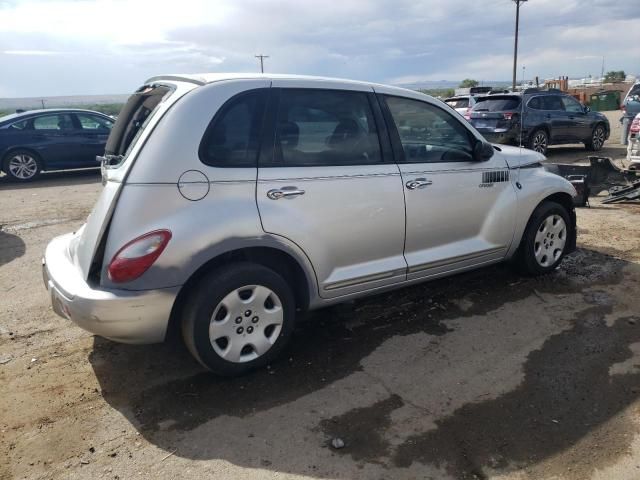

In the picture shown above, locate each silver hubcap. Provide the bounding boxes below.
[532,132,547,153]
[592,127,605,149]
[534,214,567,267]
[209,285,283,363]
[8,154,38,179]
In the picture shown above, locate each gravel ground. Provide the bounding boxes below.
[2,112,640,480]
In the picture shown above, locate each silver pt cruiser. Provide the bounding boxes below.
[43,73,577,375]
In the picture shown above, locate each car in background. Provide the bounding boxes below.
[622,82,640,114]
[627,113,640,170]
[444,95,479,118]
[468,89,610,155]
[0,109,114,182]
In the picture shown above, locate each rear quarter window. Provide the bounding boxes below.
[199,89,267,168]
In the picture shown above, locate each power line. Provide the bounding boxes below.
[255,54,269,73]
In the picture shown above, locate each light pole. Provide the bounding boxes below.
[512,0,528,90]
[521,65,526,87]
[255,54,269,73]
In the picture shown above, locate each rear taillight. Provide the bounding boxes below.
[503,112,515,120]
[107,230,172,283]
[622,104,626,112]
[464,107,472,120]
[630,116,640,134]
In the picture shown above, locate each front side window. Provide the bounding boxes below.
[385,96,474,163]
[268,89,382,167]
[33,114,74,130]
[561,96,584,113]
[77,114,113,131]
[200,89,266,167]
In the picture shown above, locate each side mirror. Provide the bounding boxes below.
[473,140,494,161]
[584,105,591,113]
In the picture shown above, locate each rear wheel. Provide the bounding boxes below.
[528,129,548,155]
[3,149,42,182]
[516,201,571,276]
[182,262,296,376]
[585,124,606,151]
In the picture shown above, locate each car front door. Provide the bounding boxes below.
[379,92,517,280]
[73,113,114,166]
[561,95,591,141]
[256,84,407,298]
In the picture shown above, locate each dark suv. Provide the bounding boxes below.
[468,89,610,155]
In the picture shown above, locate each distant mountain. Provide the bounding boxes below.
[395,80,511,90]
[0,94,129,111]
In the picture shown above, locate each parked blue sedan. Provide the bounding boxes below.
[0,109,114,182]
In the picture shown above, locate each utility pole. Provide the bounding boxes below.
[512,0,528,90]
[40,99,45,109]
[255,54,269,73]
[600,56,605,84]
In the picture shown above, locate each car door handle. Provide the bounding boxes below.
[405,178,432,190]
[267,187,306,200]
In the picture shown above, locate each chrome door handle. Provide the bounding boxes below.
[405,178,432,190]
[267,187,306,200]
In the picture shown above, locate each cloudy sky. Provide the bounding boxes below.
[0,0,638,97]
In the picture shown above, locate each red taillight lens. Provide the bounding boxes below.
[630,117,640,134]
[503,112,515,120]
[107,230,172,283]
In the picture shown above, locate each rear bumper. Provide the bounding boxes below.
[478,130,520,145]
[43,233,179,344]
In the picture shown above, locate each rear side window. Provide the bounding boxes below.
[473,96,521,112]
[542,96,564,111]
[199,89,267,167]
[528,96,543,110]
[33,114,74,130]
[266,89,382,167]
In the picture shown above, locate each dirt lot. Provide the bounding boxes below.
[2,110,640,480]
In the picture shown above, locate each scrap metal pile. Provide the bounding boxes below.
[544,156,640,206]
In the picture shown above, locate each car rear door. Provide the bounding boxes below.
[561,95,591,141]
[378,91,517,280]
[256,82,407,298]
[542,95,570,141]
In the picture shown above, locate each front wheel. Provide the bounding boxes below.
[516,201,571,276]
[182,262,296,376]
[585,124,606,151]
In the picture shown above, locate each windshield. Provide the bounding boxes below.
[473,96,521,112]
[104,84,172,165]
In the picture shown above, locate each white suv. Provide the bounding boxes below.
[43,74,577,375]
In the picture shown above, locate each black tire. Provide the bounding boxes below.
[516,201,571,276]
[585,124,606,151]
[2,149,42,182]
[181,262,296,376]
[527,129,548,155]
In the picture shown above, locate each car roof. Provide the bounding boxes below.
[144,72,422,98]
[0,108,112,124]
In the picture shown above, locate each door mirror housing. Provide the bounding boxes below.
[473,140,494,161]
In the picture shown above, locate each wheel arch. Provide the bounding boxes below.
[166,245,312,340]
[2,146,44,171]
[528,192,577,254]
